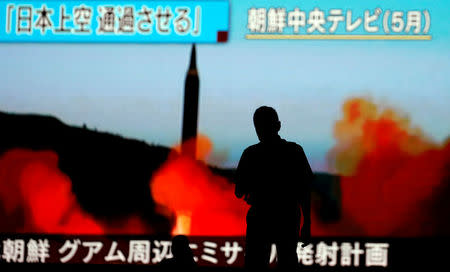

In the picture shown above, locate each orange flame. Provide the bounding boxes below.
[0,149,155,234]
[324,97,450,236]
[150,135,248,236]
[0,149,103,234]
[172,211,192,235]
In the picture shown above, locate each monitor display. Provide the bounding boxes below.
[1,0,448,270]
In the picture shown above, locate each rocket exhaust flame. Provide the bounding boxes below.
[0,149,154,234]
[172,211,192,235]
[150,135,248,236]
[324,97,450,236]
[0,149,103,234]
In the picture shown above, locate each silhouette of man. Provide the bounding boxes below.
[159,235,197,272]
[235,106,313,271]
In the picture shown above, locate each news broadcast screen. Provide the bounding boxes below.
[0,0,449,271]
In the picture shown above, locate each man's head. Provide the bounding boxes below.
[171,235,192,259]
[253,106,281,142]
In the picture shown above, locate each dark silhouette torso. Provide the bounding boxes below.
[235,136,313,271]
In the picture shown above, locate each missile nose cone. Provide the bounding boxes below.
[189,44,197,71]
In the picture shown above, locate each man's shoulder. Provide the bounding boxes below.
[282,139,304,152]
[243,140,304,152]
[243,143,260,154]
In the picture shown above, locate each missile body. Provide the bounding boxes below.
[181,45,199,157]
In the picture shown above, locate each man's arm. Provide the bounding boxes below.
[235,149,249,201]
[299,146,313,241]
